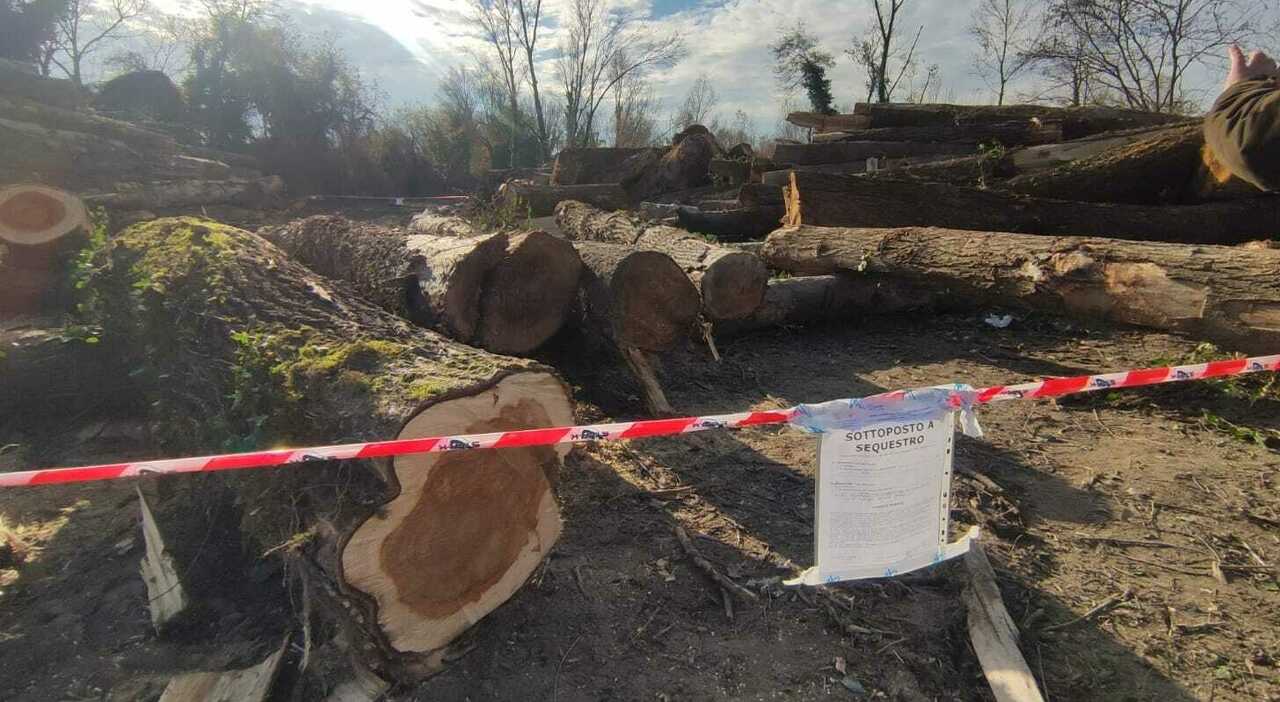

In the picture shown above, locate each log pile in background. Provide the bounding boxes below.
[262,215,582,355]
[497,182,630,217]
[763,224,1280,353]
[555,200,768,321]
[89,217,575,683]
[0,83,281,210]
[551,147,661,185]
[845,102,1191,138]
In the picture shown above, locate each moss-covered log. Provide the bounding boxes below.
[262,216,582,355]
[556,201,767,320]
[87,217,575,683]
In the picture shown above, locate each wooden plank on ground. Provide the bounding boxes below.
[963,543,1046,702]
[158,639,288,702]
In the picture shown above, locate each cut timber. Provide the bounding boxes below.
[853,102,1189,138]
[738,183,785,209]
[0,184,89,317]
[714,274,954,336]
[262,216,582,355]
[785,112,872,132]
[138,486,191,631]
[83,176,285,210]
[0,316,126,417]
[91,218,575,682]
[782,171,1280,245]
[963,543,1047,702]
[762,225,1280,353]
[573,241,701,351]
[675,205,783,241]
[623,132,718,200]
[815,120,1063,147]
[159,640,288,702]
[551,147,660,185]
[0,183,89,247]
[710,159,751,185]
[408,213,480,238]
[497,182,629,216]
[772,141,973,166]
[1003,125,1202,204]
[556,201,768,320]
[1009,125,1178,172]
[622,347,674,416]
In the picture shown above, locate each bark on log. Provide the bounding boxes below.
[852,102,1191,138]
[674,205,784,241]
[407,213,480,238]
[556,201,768,320]
[772,141,974,166]
[89,217,576,683]
[1003,125,1202,204]
[0,315,129,418]
[710,159,751,185]
[551,147,661,185]
[713,274,953,336]
[0,95,177,152]
[815,121,1063,146]
[785,112,872,132]
[0,63,84,110]
[0,184,89,317]
[497,182,630,216]
[764,154,1016,187]
[573,241,701,351]
[762,224,1280,352]
[84,176,285,210]
[262,216,582,355]
[622,132,717,200]
[1008,125,1178,172]
[783,171,1280,244]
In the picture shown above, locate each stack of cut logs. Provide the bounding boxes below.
[4,98,1280,699]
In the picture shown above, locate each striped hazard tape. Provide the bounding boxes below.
[2,353,1276,488]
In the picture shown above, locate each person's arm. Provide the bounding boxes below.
[1204,79,1280,192]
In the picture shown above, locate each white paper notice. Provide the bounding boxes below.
[793,412,975,585]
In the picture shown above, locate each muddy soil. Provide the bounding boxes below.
[1,312,1277,701]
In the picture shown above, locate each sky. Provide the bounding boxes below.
[147,0,1261,134]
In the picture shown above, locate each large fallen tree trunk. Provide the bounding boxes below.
[407,213,480,238]
[1002,125,1202,205]
[772,141,974,166]
[813,121,1063,146]
[622,130,718,200]
[851,102,1191,138]
[713,274,955,336]
[674,205,783,241]
[0,184,89,317]
[88,217,575,683]
[556,201,768,320]
[1007,125,1180,173]
[551,147,660,185]
[573,241,701,351]
[762,224,1280,353]
[783,171,1280,244]
[497,182,629,216]
[738,183,785,209]
[262,216,581,355]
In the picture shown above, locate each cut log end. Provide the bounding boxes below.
[611,250,702,350]
[341,371,573,655]
[476,231,583,355]
[700,252,769,321]
[0,184,88,247]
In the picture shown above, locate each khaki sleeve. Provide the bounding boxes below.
[1203,79,1280,192]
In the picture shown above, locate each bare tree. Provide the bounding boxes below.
[846,0,923,103]
[671,73,718,129]
[1039,0,1258,113]
[970,0,1042,105]
[105,9,198,78]
[610,51,658,147]
[47,0,148,87]
[556,0,684,148]
[460,0,523,167]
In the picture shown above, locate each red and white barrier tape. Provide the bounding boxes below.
[2,354,1277,488]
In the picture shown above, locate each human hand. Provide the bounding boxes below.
[1226,45,1279,88]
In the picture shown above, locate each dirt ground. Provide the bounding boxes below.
[1,305,1278,701]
